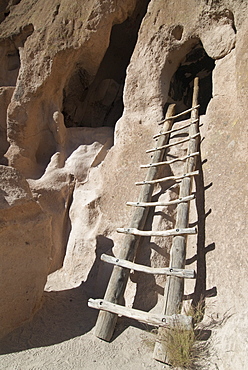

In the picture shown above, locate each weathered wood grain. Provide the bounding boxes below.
[146,133,200,153]
[140,152,199,168]
[153,118,198,139]
[93,104,176,341]
[135,170,199,185]
[116,227,197,237]
[157,104,200,125]
[101,254,195,278]
[126,194,195,207]
[89,299,193,329]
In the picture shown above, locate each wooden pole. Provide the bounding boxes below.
[153,77,200,362]
[146,133,200,153]
[93,104,176,341]
[101,254,195,278]
[116,226,197,237]
[140,152,199,168]
[126,194,195,207]
[135,170,199,185]
[157,104,200,124]
[153,121,193,138]
[89,299,193,329]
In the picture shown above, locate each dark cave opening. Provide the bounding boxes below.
[165,43,215,118]
[0,42,20,87]
[62,0,151,128]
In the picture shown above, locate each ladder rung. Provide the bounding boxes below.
[140,152,199,168]
[146,133,200,153]
[157,105,200,125]
[101,254,195,278]
[126,194,195,207]
[153,119,198,139]
[135,170,199,185]
[88,298,193,329]
[116,227,197,237]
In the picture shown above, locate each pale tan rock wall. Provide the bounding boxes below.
[0,165,52,338]
[0,0,139,338]
[96,1,248,365]
[1,0,137,178]
[198,24,248,367]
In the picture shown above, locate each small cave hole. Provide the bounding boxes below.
[7,49,20,71]
[165,43,215,118]
[62,0,151,128]
[0,43,21,87]
[171,25,183,41]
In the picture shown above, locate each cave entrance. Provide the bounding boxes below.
[166,43,215,118]
[62,0,150,128]
[0,41,20,87]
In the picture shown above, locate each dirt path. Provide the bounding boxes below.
[0,284,163,370]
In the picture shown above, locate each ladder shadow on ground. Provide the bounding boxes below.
[111,316,156,342]
[0,236,115,355]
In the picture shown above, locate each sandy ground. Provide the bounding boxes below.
[0,284,164,370]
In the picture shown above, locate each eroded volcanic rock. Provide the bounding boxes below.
[0,0,247,368]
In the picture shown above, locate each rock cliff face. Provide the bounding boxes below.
[0,0,247,368]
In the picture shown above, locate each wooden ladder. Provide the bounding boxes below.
[88,77,200,363]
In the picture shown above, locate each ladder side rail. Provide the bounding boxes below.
[153,77,200,363]
[94,104,176,341]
